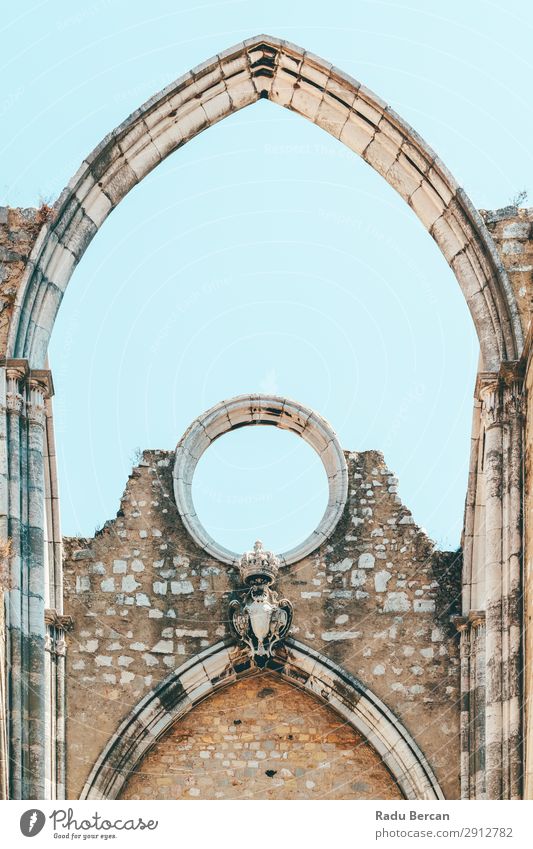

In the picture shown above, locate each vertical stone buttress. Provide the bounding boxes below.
[472,614,487,799]
[478,369,523,799]
[26,371,48,799]
[44,610,71,799]
[458,618,471,798]
[503,371,524,799]
[0,367,9,799]
[43,381,69,799]
[1,361,53,798]
[5,360,27,798]
[0,578,7,800]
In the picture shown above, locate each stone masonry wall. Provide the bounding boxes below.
[63,446,461,800]
[525,348,533,796]
[481,206,533,336]
[1,193,532,802]
[119,673,403,800]
[0,207,48,357]
[482,205,533,795]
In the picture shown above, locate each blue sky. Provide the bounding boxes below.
[2,1,532,553]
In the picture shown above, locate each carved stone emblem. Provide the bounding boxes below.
[229,540,293,667]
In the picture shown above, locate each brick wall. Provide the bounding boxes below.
[119,673,402,800]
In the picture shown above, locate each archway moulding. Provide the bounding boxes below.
[5,35,522,371]
[80,638,445,801]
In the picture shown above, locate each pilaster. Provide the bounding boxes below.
[1,359,54,798]
[475,363,524,799]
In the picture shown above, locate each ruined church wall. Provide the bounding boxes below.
[519,351,533,800]
[0,207,51,358]
[481,206,533,341]
[63,447,461,800]
[481,207,533,797]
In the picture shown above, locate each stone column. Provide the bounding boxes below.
[462,397,482,615]
[44,397,62,611]
[470,612,486,799]
[1,361,53,799]
[478,367,524,800]
[456,617,471,798]
[0,583,7,800]
[24,370,52,799]
[0,367,10,799]
[502,371,524,799]
[480,378,504,799]
[44,610,72,800]
[456,610,486,799]
[4,360,28,798]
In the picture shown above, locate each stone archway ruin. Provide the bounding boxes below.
[6,36,523,371]
[0,34,531,801]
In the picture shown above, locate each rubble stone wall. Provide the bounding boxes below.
[0,207,49,358]
[481,206,533,336]
[63,446,461,799]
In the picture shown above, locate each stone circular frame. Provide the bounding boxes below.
[173,395,348,565]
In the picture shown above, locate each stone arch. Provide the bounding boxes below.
[80,639,445,800]
[6,36,522,371]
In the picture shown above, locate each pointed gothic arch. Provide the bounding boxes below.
[80,639,444,801]
[3,35,526,802]
[6,35,522,372]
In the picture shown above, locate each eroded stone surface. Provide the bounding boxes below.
[0,206,49,355]
[63,446,461,799]
[481,207,533,335]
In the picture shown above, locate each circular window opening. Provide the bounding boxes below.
[191,426,329,556]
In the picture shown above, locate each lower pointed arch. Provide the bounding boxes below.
[80,638,444,800]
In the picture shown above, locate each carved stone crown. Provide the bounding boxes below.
[239,540,280,586]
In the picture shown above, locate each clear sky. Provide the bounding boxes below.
[2,1,532,554]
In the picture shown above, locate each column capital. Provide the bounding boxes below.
[2,358,30,381]
[475,372,499,400]
[1,361,54,417]
[475,360,524,401]
[468,609,486,628]
[44,611,73,658]
[26,370,53,427]
[478,379,504,428]
[453,610,486,631]
[3,359,29,416]
[1,360,54,396]
[44,609,73,631]
[499,359,525,386]
[476,361,525,426]
[28,369,54,399]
